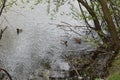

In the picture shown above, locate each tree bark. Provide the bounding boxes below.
[98,0,120,49]
[77,0,108,43]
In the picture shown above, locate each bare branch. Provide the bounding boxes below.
[77,0,102,31]
[0,0,7,16]
[0,26,7,40]
[0,68,12,80]
[50,22,83,36]
[49,23,90,28]
[77,2,95,30]
[61,55,80,77]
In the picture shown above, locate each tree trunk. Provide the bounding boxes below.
[98,0,120,50]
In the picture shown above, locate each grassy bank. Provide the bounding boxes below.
[107,52,120,80]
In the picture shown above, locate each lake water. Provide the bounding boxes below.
[0,1,94,79]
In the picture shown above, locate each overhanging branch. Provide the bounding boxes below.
[0,0,7,16]
[77,0,101,30]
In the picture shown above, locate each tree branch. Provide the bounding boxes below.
[77,0,101,30]
[0,26,7,40]
[0,0,7,16]
[0,68,12,80]
[77,0,109,43]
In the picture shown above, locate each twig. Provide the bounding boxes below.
[61,55,80,77]
[49,23,90,28]
[0,68,12,80]
[3,16,13,27]
[0,20,4,26]
[50,22,84,36]
[0,26,7,40]
[0,0,7,16]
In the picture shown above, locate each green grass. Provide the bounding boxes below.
[107,52,120,80]
[107,71,120,80]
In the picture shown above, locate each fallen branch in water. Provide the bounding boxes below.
[0,68,12,80]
